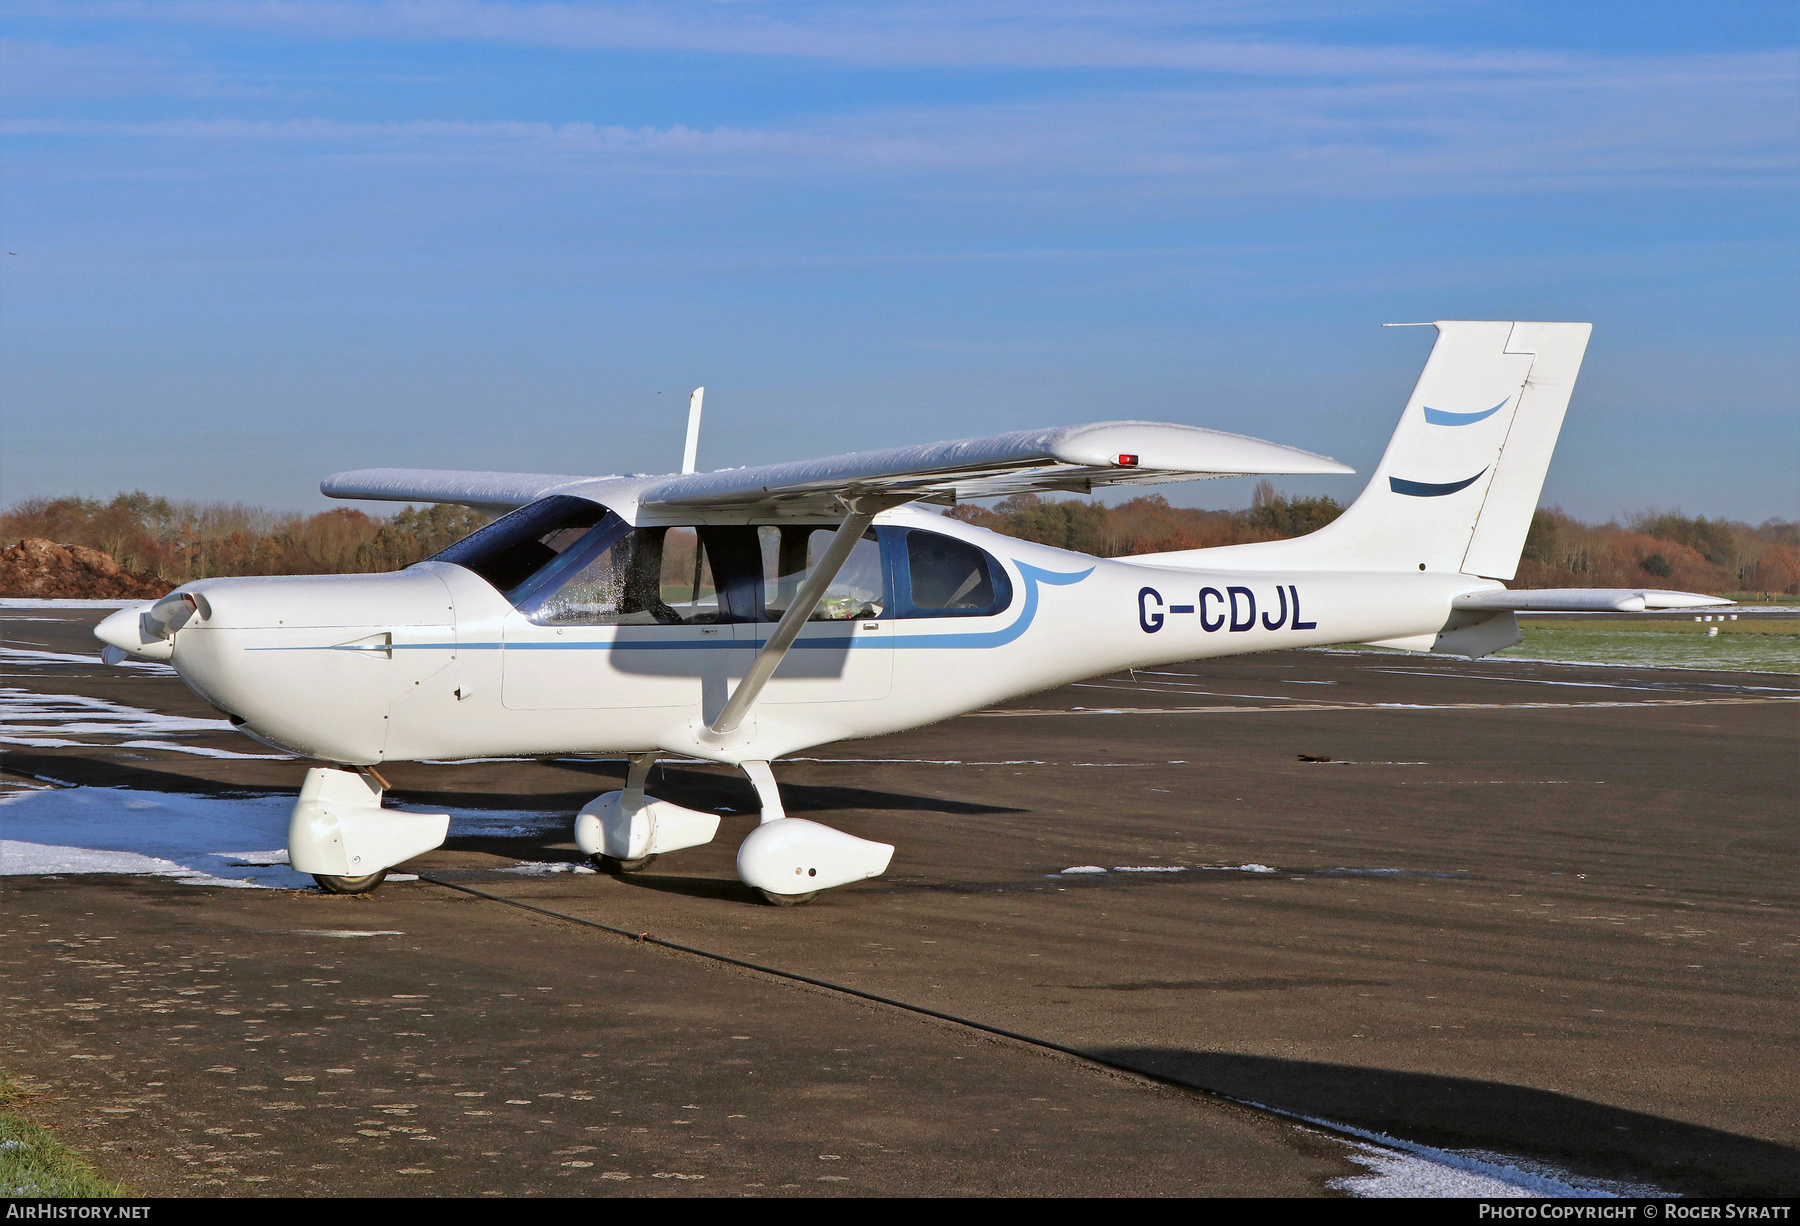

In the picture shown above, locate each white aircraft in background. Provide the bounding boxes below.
[96,322,1729,904]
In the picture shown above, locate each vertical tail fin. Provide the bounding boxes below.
[1140,321,1591,578]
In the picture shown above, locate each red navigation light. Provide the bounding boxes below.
[1114,453,1139,467]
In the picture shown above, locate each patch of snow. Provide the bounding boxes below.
[0,687,292,758]
[0,688,233,736]
[0,787,307,888]
[1333,1143,1547,1197]
[1056,862,1289,878]
[0,645,170,671]
[109,739,293,760]
[433,807,566,836]
[0,785,573,889]
[1316,1127,1667,1199]
[499,861,598,875]
[0,598,142,609]
[221,849,289,865]
[784,756,1048,765]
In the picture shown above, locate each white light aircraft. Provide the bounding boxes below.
[96,322,1730,903]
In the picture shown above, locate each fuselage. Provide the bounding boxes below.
[154,504,1495,766]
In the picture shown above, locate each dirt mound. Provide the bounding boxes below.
[0,538,172,600]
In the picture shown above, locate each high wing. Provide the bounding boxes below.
[321,420,1352,515]
[635,421,1349,512]
[319,468,600,512]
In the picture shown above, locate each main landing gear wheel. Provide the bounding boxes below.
[755,888,819,907]
[596,854,658,875]
[313,870,388,895]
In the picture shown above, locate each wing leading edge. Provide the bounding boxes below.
[320,469,602,511]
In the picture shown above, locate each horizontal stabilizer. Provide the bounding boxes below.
[1452,588,1734,613]
[321,469,599,510]
[639,421,1351,512]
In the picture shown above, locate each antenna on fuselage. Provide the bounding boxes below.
[681,387,704,474]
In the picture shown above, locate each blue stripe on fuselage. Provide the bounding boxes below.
[247,561,1094,654]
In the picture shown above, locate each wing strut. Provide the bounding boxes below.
[709,494,906,737]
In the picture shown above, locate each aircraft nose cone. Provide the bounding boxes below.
[94,601,173,661]
[94,604,148,651]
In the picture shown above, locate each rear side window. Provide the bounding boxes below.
[904,530,1008,617]
[427,495,610,593]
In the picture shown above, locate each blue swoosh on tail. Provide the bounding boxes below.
[1388,469,1487,497]
[1423,399,1506,426]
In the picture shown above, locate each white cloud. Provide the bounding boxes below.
[0,0,1749,76]
[6,47,1791,197]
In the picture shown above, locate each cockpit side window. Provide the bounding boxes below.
[427,495,610,594]
[758,525,885,621]
[899,529,1011,618]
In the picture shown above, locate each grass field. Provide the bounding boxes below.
[0,1077,130,1198]
[1496,617,1800,673]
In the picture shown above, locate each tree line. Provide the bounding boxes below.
[951,483,1797,596]
[3,484,1794,596]
[948,481,1345,557]
[0,492,490,584]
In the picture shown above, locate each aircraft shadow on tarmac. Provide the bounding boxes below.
[5,752,1021,822]
[1101,1047,1800,1197]
[542,757,1027,819]
[5,751,279,795]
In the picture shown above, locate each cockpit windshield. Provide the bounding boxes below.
[426,495,610,593]
[518,524,726,625]
[426,496,733,625]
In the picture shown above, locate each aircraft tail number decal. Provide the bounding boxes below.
[1139,584,1317,634]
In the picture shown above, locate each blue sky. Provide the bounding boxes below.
[2,1,1795,523]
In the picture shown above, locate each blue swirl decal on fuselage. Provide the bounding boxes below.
[1388,469,1487,497]
[1423,398,1506,426]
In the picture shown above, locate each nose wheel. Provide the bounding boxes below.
[313,870,389,895]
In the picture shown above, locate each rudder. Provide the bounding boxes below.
[1457,321,1591,579]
